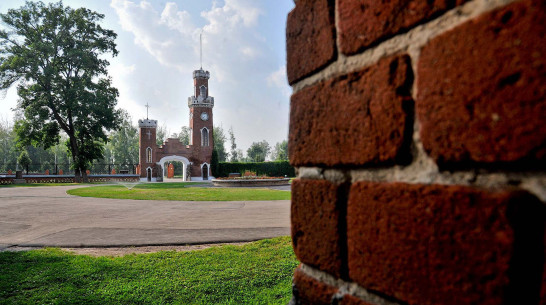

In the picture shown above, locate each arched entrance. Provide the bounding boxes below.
[146,167,152,182]
[202,163,209,180]
[158,156,191,181]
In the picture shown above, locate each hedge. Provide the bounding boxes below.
[216,161,295,177]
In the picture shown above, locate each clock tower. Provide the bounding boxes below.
[188,68,214,177]
[138,67,215,181]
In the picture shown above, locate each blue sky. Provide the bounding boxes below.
[0,0,294,153]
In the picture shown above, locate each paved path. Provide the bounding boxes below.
[0,185,290,250]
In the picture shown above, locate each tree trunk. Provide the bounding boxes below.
[74,168,81,183]
[68,134,81,183]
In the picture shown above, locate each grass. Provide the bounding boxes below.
[0,236,298,304]
[67,182,291,201]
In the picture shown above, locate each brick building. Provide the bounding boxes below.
[286,0,545,304]
[138,68,214,181]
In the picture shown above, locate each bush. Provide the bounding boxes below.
[217,161,295,178]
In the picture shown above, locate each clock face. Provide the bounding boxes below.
[200,112,209,121]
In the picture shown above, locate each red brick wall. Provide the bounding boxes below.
[139,126,158,178]
[287,0,545,304]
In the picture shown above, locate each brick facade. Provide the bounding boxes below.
[287,0,545,304]
[138,68,214,181]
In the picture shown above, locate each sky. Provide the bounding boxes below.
[0,0,294,153]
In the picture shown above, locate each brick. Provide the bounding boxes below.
[338,0,468,55]
[289,54,413,167]
[417,0,546,167]
[540,222,546,305]
[338,294,376,305]
[291,179,345,277]
[347,182,545,305]
[292,267,338,305]
[286,0,336,84]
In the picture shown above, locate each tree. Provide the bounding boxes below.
[108,110,138,166]
[271,140,288,161]
[0,117,17,172]
[49,134,70,172]
[228,126,239,162]
[247,140,271,162]
[156,124,167,147]
[17,149,31,174]
[175,126,191,145]
[24,144,53,172]
[235,149,246,162]
[213,125,227,162]
[210,148,219,177]
[0,1,120,182]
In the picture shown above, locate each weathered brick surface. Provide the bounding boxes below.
[286,0,336,84]
[293,267,338,305]
[347,182,544,305]
[338,0,468,55]
[417,0,546,167]
[540,222,546,305]
[338,294,376,305]
[291,179,345,277]
[289,54,413,167]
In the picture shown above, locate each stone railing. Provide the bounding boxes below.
[0,174,140,185]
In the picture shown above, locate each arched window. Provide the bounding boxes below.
[201,128,209,146]
[199,85,207,98]
[146,147,152,163]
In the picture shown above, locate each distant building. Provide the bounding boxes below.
[138,68,214,181]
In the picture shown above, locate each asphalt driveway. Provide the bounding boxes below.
[0,185,290,250]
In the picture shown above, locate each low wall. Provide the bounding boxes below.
[212,178,290,187]
[0,174,140,185]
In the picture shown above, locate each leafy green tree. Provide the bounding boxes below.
[236,149,246,162]
[156,124,168,147]
[49,134,71,172]
[210,148,219,177]
[0,117,18,172]
[17,149,31,174]
[271,140,288,161]
[228,126,239,162]
[0,1,120,182]
[247,140,271,162]
[109,110,138,166]
[175,126,191,145]
[213,125,227,162]
[25,144,53,172]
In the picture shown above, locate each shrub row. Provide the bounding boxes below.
[216,161,295,178]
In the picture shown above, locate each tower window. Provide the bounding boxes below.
[201,128,209,146]
[199,85,207,98]
[146,147,152,163]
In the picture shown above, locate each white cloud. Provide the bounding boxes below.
[108,0,290,151]
[267,65,290,97]
[160,3,194,35]
[110,0,195,69]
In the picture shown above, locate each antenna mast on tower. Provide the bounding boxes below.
[145,102,150,119]
[199,32,203,69]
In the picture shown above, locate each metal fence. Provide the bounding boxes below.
[0,163,138,175]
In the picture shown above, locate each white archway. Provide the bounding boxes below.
[157,155,191,181]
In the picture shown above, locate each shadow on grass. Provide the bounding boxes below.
[0,237,297,304]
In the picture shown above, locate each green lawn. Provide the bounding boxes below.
[67,183,291,201]
[0,237,298,304]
